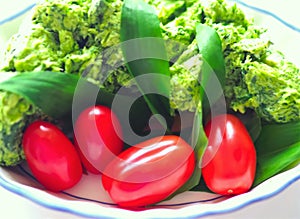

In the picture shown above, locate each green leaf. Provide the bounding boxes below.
[171,24,225,195]
[0,72,152,136]
[255,121,300,155]
[120,0,172,130]
[165,106,208,198]
[184,106,208,190]
[195,23,226,113]
[253,120,300,186]
[235,110,262,142]
[253,141,300,186]
[0,72,81,119]
[0,71,119,120]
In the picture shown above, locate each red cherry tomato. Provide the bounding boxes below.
[74,138,100,174]
[201,114,256,195]
[22,121,82,192]
[101,135,195,207]
[74,105,123,174]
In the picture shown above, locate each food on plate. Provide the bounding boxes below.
[22,121,83,192]
[74,105,123,174]
[0,0,299,207]
[1,0,299,118]
[1,0,299,166]
[0,92,54,166]
[102,135,195,207]
[202,114,256,195]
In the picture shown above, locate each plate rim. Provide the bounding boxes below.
[0,164,299,219]
[0,0,300,218]
[0,2,36,26]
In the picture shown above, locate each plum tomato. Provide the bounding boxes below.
[201,114,256,195]
[22,121,82,192]
[74,138,100,174]
[101,135,195,207]
[74,105,123,174]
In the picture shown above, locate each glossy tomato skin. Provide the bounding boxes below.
[22,121,82,192]
[74,105,123,174]
[201,114,256,195]
[74,138,100,174]
[102,135,195,208]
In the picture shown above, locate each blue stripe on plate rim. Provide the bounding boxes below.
[18,164,225,207]
[0,164,299,219]
[0,0,300,218]
[230,0,300,33]
[0,0,299,33]
[0,3,36,26]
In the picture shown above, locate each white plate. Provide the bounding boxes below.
[0,0,300,218]
[0,163,299,219]
[0,0,37,54]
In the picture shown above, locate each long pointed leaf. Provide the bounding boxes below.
[236,110,262,142]
[120,0,172,130]
[0,72,81,119]
[172,24,226,194]
[164,106,208,199]
[182,106,208,191]
[177,24,226,193]
[0,72,121,120]
[253,141,300,186]
[255,121,300,155]
[0,72,152,136]
[253,121,300,186]
[195,24,226,114]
